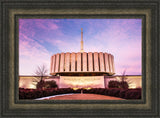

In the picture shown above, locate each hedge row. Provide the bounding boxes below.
[19,88,141,100]
[19,88,80,99]
[83,88,141,99]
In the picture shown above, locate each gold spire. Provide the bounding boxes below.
[80,28,84,52]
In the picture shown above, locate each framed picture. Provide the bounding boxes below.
[1,0,159,117]
[19,18,142,101]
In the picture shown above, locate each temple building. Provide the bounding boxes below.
[19,29,142,89]
[49,28,116,88]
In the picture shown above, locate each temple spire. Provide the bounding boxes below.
[80,28,84,52]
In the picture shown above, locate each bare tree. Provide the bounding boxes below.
[120,70,133,89]
[32,64,48,89]
[35,64,48,81]
[121,70,127,82]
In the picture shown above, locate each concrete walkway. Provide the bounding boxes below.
[43,94,124,100]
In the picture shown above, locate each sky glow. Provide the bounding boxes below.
[19,19,142,75]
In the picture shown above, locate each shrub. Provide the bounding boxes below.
[36,80,45,89]
[104,89,109,96]
[36,80,58,89]
[98,88,105,95]
[108,80,129,89]
[125,89,141,99]
[90,88,96,93]
[44,80,58,89]
[119,89,128,98]
[82,89,88,93]
[19,91,25,99]
[74,89,81,93]
[107,88,121,97]
[19,88,141,100]
[108,81,120,88]
[35,90,43,98]
[119,81,129,89]
[95,88,100,94]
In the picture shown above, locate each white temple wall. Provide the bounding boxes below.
[65,53,70,72]
[55,54,60,72]
[50,56,53,73]
[99,52,105,72]
[71,53,76,72]
[108,54,113,73]
[104,53,110,73]
[83,52,87,72]
[77,52,81,72]
[59,76,105,88]
[19,75,142,89]
[51,55,56,73]
[111,55,115,73]
[50,52,114,74]
[104,76,142,89]
[88,52,93,72]
[94,52,99,71]
[60,53,64,72]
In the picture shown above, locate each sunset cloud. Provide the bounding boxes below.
[19,33,51,75]
[19,19,142,75]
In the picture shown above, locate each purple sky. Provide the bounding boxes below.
[19,19,142,75]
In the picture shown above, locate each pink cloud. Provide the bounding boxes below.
[46,36,81,53]
[19,20,36,37]
[19,33,51,75]
[48,22,59,30]
[19,19,141,75]
[35,20,58,30]
[85,22,141,75]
